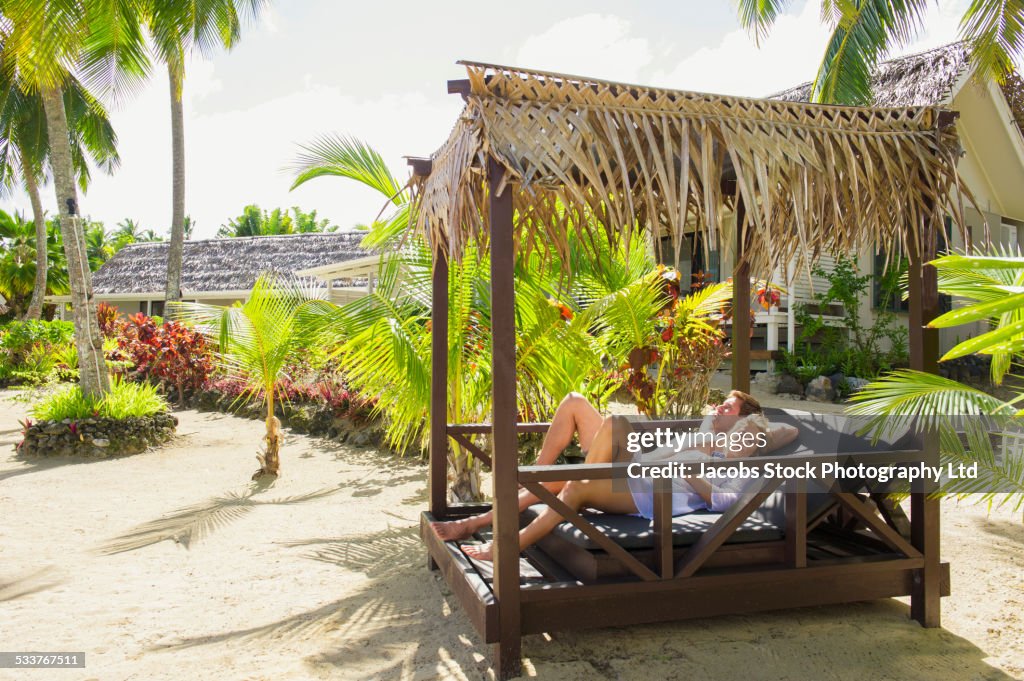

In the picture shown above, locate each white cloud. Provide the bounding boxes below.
[13,63,461,240]
[516,14,653,83]
[651,1,829,97]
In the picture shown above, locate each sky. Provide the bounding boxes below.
[4,0,977,240]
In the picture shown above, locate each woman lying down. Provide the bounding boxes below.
[430,390,797,562]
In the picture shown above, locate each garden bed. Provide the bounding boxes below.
[19,412,178,458]
[188,388,385,448]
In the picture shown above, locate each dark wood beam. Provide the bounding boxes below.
[487,155,522,679]
[429,238,449,517]
[732,197,751,393]
[448,79,471,96]
[907,211,942,628]
[407,156,433,177]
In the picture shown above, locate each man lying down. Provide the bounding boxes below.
[430,391,799,562]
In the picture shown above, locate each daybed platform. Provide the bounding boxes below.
[421,422,950,646]
[412,60,959,677]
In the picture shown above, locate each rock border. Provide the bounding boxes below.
[19,413,178,458]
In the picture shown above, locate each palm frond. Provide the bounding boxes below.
[961,0,1024,83]
[812,0,929,104]
[288,135,405,201]
[735,0,796,44]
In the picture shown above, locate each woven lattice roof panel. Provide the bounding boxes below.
[413,61,969,275]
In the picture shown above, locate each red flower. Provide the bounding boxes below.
[661,327,674,342]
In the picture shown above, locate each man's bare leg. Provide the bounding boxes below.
[464,477,638,561]
[431,393,604,541]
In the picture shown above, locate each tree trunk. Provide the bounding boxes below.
[164,61,186,303]
[254,391,282,480]
[450,448,483,502]
[22,153,47,321]
[41,85,110,399]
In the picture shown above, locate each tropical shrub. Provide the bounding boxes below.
[32,378,167,421]
[849,248,1024,512]
[0,319,76,385]
[103,312,214,401]
[171,274,324,479]
[607,267,732,417]
[790,255,908,380]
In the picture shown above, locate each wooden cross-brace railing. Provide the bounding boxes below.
[443,420,926,584]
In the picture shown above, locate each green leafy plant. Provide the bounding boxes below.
[104,312,213,403]
[790,255,907,380]
[849,248,1024,513]
[32,378,167,421]
[171,273,323,480]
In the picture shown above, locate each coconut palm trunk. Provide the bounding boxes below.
[41,85,109,398]
[259,390,282,479]
[21,153,47,320]
[164,61,186,303]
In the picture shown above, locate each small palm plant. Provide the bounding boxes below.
[848,248,1024,513]
[171,274,324,480]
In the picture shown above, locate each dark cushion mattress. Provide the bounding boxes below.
[520,503,784,549]
[520,410,912,551]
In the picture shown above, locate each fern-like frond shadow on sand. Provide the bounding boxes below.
[0,566,63,602]
[95,484,340,554]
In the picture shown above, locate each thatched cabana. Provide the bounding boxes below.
[413,61,963,678]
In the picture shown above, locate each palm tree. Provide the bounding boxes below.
[83,221,114,270]
[848,249,1024,512]
[216,204,337,237]
[144,0,267,304]
[736,1,1024,104]
[0,71,119,319]
[0,0,149,398]
[113,218,162,251]
[0,210,69,316]
[290,207,337,233]
[287,137,645,500]
[170,273,323,480]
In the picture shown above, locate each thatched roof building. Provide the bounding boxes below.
[771,43,971,107]
[90,232,369,296]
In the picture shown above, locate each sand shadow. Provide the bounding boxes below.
[146,521,1015,680]
[95,480,340,554]
[0,453,99,483]
[976,515,1024,544]
[150,525,490,678]
[0,566,63,603]
[516,599,1017,681]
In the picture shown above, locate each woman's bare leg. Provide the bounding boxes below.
[463,478,638,561]
[432,393,604,541]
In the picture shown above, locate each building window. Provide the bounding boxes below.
[150,300,165,318]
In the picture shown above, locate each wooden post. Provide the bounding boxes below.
[732,198,751,393]
[652,477,674,578]
[784,479,807,568]
[488,156,522,678]
[907,222,941,628]
[430,243,449,518]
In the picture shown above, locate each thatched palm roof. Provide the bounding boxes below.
[413,60,967,275]
[771,43,971,107]
[92,232,369,296]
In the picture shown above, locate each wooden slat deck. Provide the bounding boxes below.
[422,509,950,644]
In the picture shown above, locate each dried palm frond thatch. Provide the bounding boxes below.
[412,60,971,277]
[91,232,369,296]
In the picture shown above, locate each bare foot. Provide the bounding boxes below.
[462,542,493,561]
[431,517,482,541]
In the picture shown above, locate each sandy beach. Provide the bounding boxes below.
[0,389,1021,681]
